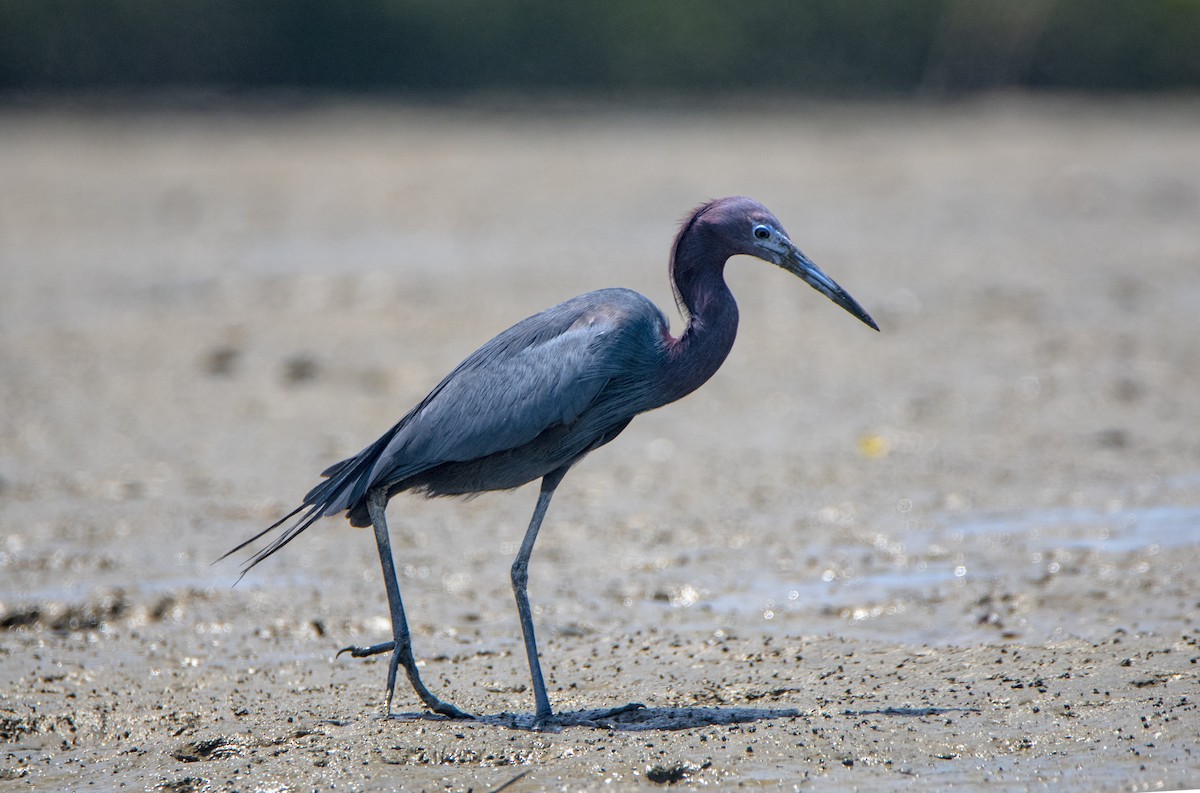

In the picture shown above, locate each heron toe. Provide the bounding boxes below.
[530,701,645,730]
[336,640,395,659]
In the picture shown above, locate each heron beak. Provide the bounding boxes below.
[776,240,879,331]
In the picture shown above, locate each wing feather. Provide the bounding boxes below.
[366,306,636,485]
[225,288,667,572]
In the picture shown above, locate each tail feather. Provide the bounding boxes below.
[220,423,406,577]
[217,502,308,565]
[318,456,356,480]
[225,502,327,580]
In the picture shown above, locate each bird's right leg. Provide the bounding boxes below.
[338,488,470,720]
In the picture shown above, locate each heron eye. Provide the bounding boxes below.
[753,225,771,240]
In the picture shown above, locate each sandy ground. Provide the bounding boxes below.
[1,95,1198,791]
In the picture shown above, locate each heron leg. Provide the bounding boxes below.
[511,468,568,723]
[513,465,598,724]
[362,488,470,720]
[511,468,646,728]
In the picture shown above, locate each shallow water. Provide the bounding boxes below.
[943,502,1200,553]
[701,502,1200,645]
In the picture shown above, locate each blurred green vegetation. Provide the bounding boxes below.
[1,0,1197,94]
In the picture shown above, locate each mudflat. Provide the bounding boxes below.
[1,96,1198,790]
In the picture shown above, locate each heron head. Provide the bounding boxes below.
[705,197,880,332]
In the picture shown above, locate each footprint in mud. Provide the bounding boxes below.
[0,593,129,633]
[646,762,709,784]
[170,737,243,763]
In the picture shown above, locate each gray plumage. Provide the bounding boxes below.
[224,196,878,726]
[232,289,668,564]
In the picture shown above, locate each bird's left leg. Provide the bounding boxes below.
[342,488,471,720]
[512,467,644,728]
[511,468,566,723]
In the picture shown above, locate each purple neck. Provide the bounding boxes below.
[660,251,740,404]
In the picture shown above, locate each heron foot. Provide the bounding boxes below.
[336,640,473,720]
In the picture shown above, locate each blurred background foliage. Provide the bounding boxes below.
[0,0,1198,95]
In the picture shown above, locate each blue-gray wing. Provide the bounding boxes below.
[375,318,622,476]
[341,289,667,505]
[224,289,666,572]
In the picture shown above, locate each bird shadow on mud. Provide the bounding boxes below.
[390,705,802,732]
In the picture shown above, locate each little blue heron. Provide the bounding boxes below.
[225,196,877,725]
